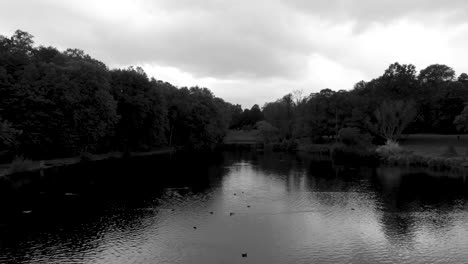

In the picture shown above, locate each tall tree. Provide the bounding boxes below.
[374,100,417,141]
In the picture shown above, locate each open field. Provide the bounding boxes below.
[400,134,468,157]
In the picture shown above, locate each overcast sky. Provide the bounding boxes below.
[1,0,468,108]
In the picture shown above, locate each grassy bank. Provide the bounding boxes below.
[400,134,468,157]
[296,134,468,172]
[380,153,468,172]
[0,147,176,177]
[224,131,468,172]
[378,135,468,172]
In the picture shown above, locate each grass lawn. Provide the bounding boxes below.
[400,134,468,157]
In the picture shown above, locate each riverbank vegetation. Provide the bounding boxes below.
[0,30,241,163]
[250,62,468,169]
[3,29,468,172]
[258,63,468,142]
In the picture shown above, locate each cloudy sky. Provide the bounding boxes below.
[1,0,468,108]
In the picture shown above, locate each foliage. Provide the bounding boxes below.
[380,151,467,172]
[262,61,468,147]
[7,155,40,174]
[373,100,417,141]
[0,30,235,158]
[229,104,263,129]
[256,120,279,143]
[270,139,298,152]
[263,94,295,138]
[442,145,458,157]
[4,29,468,159]
[0,118,21,150]
[110,68,167,151]
[375,140,406,156]
[454,105,468,132]
[330,143,378,166]
[419,64,455,83]
[338,127,372,147]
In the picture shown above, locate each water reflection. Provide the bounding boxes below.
[1,151,468,263]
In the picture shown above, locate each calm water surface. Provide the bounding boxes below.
[2,151,468,264]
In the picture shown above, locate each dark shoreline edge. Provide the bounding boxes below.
[0,147,177,178]
[298,143,468,173]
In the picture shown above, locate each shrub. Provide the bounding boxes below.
[271,139,298,152]
[256,121,279,143]
[79,152,94,162]
[338,127,372,147]
[0,119,22,150]
[311,135,326,144]
[7,156,39,174]
[331,143,378,166]
[375,140,407,156]
[442,145,458,157]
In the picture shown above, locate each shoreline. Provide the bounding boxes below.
[297,142,468,172]
[2,141,468,178]
[0,147,177,177]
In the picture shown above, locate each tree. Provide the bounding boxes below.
[256,120,279,143]
[419,64,455,83]
[458,73,468,83]
[454,104,468,133]
[0,118,21,150]
[110,68,167,151]
[338,127,371,147]
[0,29,235,157]
[9,30,34,55]
[374,100,417,140]
[380,62,419,99]
[263,94,295,138]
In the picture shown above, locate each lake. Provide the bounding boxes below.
[1,151,468,264]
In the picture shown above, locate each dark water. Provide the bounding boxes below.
[2,151,468,264]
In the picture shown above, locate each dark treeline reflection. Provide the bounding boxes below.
[2,151,468,263]
[0,30,239,159]
[0,152,226,213]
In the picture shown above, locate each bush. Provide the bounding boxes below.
[256,121,279,143]
[271,139,298,152]
[7,156,40,174]
[79,152,94,162]
[338,127,372,147]
[0,119,22,157]
[442,145,458,157]
[331,143,378,166]
[375,140,407,156]
[311,135,326,144]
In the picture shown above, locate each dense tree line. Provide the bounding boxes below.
[229,104,263,129]
[260,62,468,144]
[3,30,468,160]
[0,30,235,159]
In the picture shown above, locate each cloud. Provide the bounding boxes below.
[0,0,314,79]
[287,0,468,26]
[1,0,468,107]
